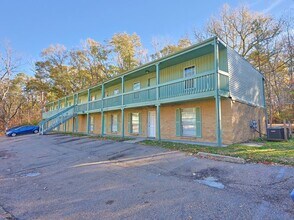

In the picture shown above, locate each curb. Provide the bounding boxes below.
[196,152,246,164]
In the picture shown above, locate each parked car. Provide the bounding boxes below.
[5,125,22,132]
[6,125,39,137]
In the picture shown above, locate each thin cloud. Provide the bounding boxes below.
[262,0,284,13]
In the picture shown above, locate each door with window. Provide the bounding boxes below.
[148,111,156,138]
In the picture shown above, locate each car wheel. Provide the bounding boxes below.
[11,133,17,137]
[34,130,39,134]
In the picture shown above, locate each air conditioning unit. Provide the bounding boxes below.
[267,127,290,141]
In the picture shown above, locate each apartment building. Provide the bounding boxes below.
[40,37,266,146]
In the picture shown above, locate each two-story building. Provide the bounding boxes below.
[40,37,266,146]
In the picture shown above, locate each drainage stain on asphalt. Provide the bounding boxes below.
[193,167,227,179]
[0,150,13,159]
[105,200,114,205]
[108,153,126,160]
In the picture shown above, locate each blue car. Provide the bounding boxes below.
[6,125,39,137]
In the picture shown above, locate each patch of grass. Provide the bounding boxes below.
[54,131,88,137]
[140,138,294,166]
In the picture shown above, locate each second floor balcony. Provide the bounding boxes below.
[43,37,230,119]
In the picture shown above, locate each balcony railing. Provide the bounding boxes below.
[103,95,122,108]
[124,87,157,105]
[89,99,102,111]
[159,73,215,100]
[43,72,229,116]
[77,103,87,113]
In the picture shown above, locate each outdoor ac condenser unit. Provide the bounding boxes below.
[267,127,290,141]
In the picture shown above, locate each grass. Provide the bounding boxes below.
[140,138,294,166]
[54,131,135,142]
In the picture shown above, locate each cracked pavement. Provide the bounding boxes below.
[0,134,293,219]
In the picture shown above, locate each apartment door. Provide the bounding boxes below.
[148,111,156,138]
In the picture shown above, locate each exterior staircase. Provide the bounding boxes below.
[39,105,77,135]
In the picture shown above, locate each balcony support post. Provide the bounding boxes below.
[156,63,160,101]
[57,100,61,132]
[214,37,222,146]
[64,97,67,132]
[121,108,125,138]
[156,104,161,140]
[121,76,125,138]
[87,88,91,135]
[72,94,75,133]
[101,84,105,136]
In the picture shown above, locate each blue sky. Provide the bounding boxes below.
[0,0,292,74]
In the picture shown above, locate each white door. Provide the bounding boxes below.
[148,111,156,138]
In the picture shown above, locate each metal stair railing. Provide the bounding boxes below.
[39,105,76,135]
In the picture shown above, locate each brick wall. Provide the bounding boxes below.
[78,115,87,133]
[72,98,265,145]
[231,101,266,143]
[124,107,156,137]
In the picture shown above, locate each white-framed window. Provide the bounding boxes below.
[131,113,139,133]
[184,66,196,89]
[111,114,118,133]
[113,89,119,95]
[181,108,196,137]
[133,82,141,91]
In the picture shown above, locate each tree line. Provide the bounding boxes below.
[0,4,293,132]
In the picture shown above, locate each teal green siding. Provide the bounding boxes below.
[160,53,214,83]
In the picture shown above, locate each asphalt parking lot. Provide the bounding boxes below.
[0,134,293,220]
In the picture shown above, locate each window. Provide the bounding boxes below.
[90,116,94,133]
[133,82,140,99]
[176,107,202,138]
[113,89,119,95]
[184,66,196,89]
[133,82,141,91]
[111,114,118,133]
[181,108,196,137]
[131,113,139,133]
